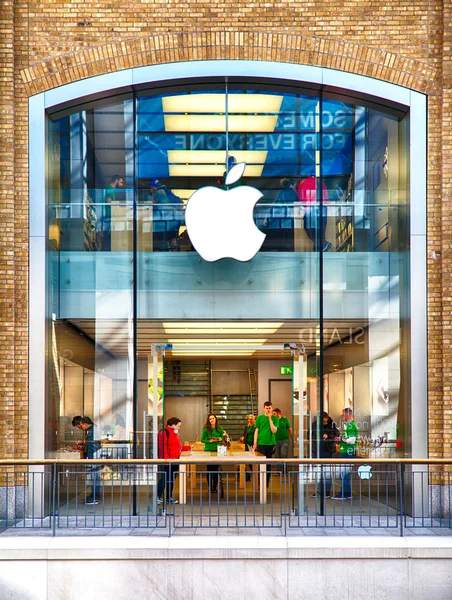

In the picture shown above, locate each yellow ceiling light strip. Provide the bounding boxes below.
[167,339,267,344]
[163,322,283,334]
[164,115,278,133]
[163,328,279,334]
[228,94,283,114]
[162,94,283,114]
[163,94,226,113]
[168,164,263,178]
[171,351,254,357]
[168,150,267,165]
[163,321,283,328]
[171,347,265,351]
[169,346,265,351]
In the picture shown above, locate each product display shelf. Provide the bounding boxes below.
[335,178,354,252]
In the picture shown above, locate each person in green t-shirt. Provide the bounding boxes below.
[240,414,256,449]
[332,407,359,500]
[253,401,279,488]
[201,413,225,494]
[272,408,292,459]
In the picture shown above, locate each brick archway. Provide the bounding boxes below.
[20,31,437,96]
[16,30,442,464]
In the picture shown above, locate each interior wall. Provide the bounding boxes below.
[164,396,209,443]
[321,327,369,374]
[211,360,256,395]
[269,380,293,422]
[83,371,95,423]
[327,372,346,426]
[257,360,292,408]
[63,365,84,418]
[307,379,317,415]
[353,365,371,436]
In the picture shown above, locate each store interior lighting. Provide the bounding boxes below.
[163,322,283,335]
[164,115,279,133]
[167,150,267,165]
[167,339,268,345]
[169,164,263,177]
[162,94,284,114]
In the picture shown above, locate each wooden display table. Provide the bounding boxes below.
[55,451,82,460]
[178,449,269,504]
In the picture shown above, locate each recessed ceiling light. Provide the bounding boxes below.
[164,322,283,333]
[162,94,283,115]
[168,164,263,178]
[164,115,279,133]
[163,329,279,334]
[171,351,254,356]
[168,150,268,165]
[167,339,267,345]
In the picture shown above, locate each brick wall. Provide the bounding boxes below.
[0,1,18,460]
[0,0,448,459]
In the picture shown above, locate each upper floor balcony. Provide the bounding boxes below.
[48,198,407,321]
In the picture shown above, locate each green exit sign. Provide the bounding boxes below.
[280,366,293,375]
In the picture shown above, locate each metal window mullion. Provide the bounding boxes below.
[317,91,326,523]
[132,91,139,519]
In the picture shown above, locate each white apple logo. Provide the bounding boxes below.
[357,465,372,480]
[185,162,266,262]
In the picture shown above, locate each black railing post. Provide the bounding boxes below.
[398,462,405,537]
[167,464,172,538]
[283,460,287,535]
[52,462,57,537]
[319,462,325,517]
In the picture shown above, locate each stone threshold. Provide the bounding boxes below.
[1,536,452,560]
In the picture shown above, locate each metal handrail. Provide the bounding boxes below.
[1,458,450,465]
[2,456,450,536]
[49,202,396,208]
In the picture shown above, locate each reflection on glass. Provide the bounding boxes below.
[45,79,411,478]
[48,88,408,257]
[46,97,135,461]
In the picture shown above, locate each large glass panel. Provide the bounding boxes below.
[45,78,411,513]
[320,94,410,506]
[46,96,135,462]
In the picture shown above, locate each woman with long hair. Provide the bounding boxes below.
[112,412,126,440]
[201,413,224,494]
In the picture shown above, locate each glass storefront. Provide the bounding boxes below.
[45,77,410,465]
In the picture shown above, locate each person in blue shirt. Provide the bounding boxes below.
[79,416,102,505]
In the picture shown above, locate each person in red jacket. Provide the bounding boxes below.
[157,417,182,504]
[298,176,332,252]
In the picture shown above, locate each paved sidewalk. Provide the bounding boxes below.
[1,524,452,537]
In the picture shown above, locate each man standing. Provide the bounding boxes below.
[332,407,358,500]
[71,415,83,430]
[253,401,279,488]
[157,417,182,504]
[79,416,102,505]
[273,408,292,459]
[101,174,124,251]
[71,415,85,458]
